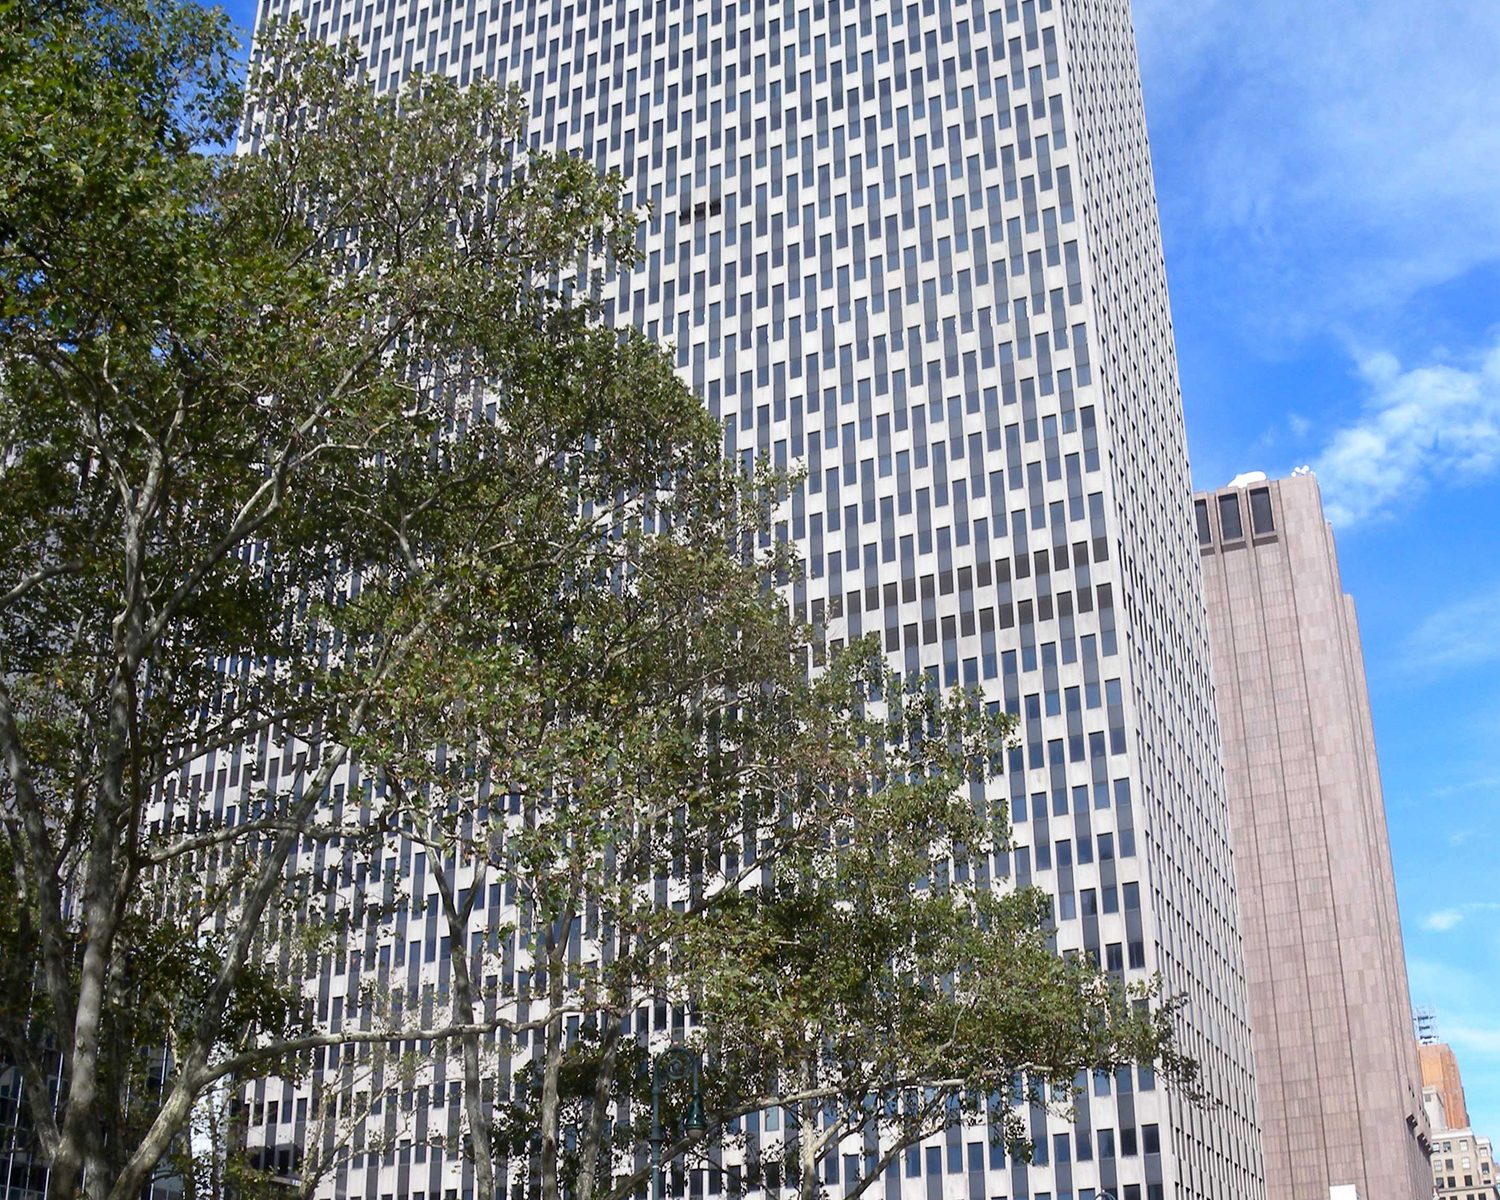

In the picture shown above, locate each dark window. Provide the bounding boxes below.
[1217,493,1244,541]
[1194,498,1211,545]
[1249,487,1275,534]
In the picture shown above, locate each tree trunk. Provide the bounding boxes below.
[50,650,137,1200]
[539,853,583,1200]
[105,1055,201,1200]
[431,851,497,1200]
[572,1013,623,1200]
[538,947,567,1200]
[104,741,352,1200]
[798,1055,820,1200]
[82,1153,112,1200]
[0,666,76,1141]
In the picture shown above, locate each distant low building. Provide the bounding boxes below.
[1422,1043,1499,1200]
[1426,1091,1499,1200]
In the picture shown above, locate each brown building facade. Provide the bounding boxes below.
[1424,1045,1498,1200]
[1425,1042,1473,1131]
[1196,472,1430,1200]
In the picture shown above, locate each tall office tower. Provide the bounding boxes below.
[1195,472,1431,1200]
[244,1,1265,1198]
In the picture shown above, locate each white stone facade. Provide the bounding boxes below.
[239,1,1266,1198]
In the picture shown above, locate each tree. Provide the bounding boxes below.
[0,4,1196,1199]
[375,629,1193,1200]
[0,2,743,1195]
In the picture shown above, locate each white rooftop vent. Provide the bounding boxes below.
[1226,471,1268,489]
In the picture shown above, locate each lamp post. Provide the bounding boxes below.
[649,1046,708,1200]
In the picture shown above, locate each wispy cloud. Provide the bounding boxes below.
[1303,338,1500,525]
[1427,774,1500,802]
[1425,908,1469,933]
[1134,0,1500,339]
[1421,903,1500,934]
[1409,958,1486,1004]
[1408,959,1500,1037]
[1401,585,1500,678]
[1449,1024,1500,1056]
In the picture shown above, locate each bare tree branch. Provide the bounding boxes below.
[1,560,84,610]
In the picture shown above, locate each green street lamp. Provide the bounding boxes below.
[649,1046,708,1200]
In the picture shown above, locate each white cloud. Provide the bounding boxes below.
[1133,0,1500,338]
[1449,1024,1500,1056]
[1305,337,1500,525]
[1421,903,1500,934]
[1402,585,1500,677]
[1409,958,1486,1005]
[1428,774,1500,802]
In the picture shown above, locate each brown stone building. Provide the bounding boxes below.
[1195,472,1431,1200]
[1424,1041,1473,1131]
[1423,1043,1499,1200]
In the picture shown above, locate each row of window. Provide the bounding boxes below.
[1194,487,1274,547]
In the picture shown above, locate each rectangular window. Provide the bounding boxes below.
[1217,493,1244,541]
[1249,486,1274,534]
[1194,498,1211,545]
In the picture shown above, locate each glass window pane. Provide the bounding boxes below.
[1217,493,1243,540]
[1249,487,1274,534]
[1194,498,1211,545]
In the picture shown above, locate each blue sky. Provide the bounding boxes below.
[1134,0,1500,1139]
[219,0,1500,1144]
